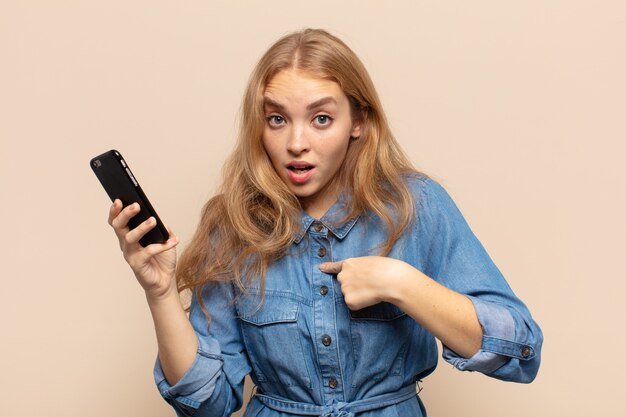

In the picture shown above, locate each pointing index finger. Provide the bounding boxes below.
[320,260,343,275]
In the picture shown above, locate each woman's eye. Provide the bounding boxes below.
[314,115,332,126]
[267,115,285,127]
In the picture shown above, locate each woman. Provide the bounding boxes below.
[108,29,542,417]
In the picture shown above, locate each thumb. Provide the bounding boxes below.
[320,260,343,274]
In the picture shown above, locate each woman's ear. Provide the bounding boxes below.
[350,105,367,139]
[350,122,362,139]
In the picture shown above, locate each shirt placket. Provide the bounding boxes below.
[309,221,345,402]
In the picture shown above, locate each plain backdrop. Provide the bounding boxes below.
[1,1,625,416]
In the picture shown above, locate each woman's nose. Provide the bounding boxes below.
[286,126,310,154]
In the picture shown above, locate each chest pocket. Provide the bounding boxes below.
[237,292,312,388]
[349,302,407,321]
[349,302,413,388]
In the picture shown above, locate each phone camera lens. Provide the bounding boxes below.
[93,160,102,168]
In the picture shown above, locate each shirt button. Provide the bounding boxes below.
[329,378,338,389]
[317,247,327,258]
[322,335,332,346]
[521,346,532,358]
[313,222,323,232]
[320,286,329,296]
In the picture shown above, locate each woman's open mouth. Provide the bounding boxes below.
[287,162,315,183]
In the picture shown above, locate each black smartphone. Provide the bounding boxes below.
[90,149,169,247]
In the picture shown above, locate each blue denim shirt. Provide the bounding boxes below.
[154,177,543,417]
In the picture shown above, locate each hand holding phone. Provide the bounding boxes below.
[93,150,179,300]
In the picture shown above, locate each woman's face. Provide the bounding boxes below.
[262,69,361,218]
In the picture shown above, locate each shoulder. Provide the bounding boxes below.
[404,174,452,207]
[403,174,467,230]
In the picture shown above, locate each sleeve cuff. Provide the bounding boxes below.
[153,336,224,409]
[443,297,536,374]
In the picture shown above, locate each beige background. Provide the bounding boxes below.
[1,1,625,416]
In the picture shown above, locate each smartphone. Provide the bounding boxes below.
[90,149,169,247]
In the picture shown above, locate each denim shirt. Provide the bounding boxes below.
[154,177,543,417]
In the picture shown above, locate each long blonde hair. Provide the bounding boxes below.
[177,29,422,308]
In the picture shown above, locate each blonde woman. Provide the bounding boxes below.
[108,29,542,417]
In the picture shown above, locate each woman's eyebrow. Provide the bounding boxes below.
[306,96,337,110]
[263,97,285,111]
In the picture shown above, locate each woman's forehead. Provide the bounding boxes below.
[263,69,346,108]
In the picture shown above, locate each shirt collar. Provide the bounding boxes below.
[294,193,360,244]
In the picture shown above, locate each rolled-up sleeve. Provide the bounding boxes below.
[153,282,251,416]
[442,297,542,382]
[416,178,543,383]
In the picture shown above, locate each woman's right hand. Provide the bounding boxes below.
[109,200,198,385]
[108,199,180,300]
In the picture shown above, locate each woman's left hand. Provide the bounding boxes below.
[319,256,415,310]
[322,256,483,357]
